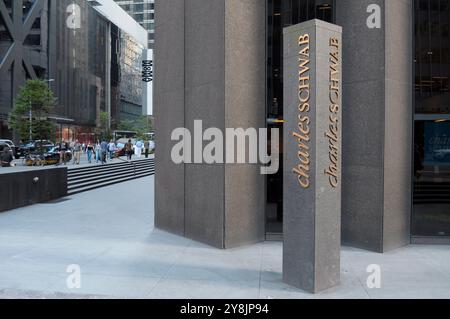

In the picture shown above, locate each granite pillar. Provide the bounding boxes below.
[154,0,186,236]
[283,20,342,293]
[154,0,266,248]
[336,0,413,252]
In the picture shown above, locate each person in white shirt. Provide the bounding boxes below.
[95,141,101,163]
[108,140,116,160]
[134,140,143,158]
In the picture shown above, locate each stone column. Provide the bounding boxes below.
[154,0,186,236]
[336,0,413,252]
[154,0,266,248]
[283,20,342,293]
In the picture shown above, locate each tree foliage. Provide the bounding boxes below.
[8,79,56,141]
[97,111,112,141]
[117,115,153,140]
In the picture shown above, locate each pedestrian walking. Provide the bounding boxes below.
[144,140,150,158]
[100,140,108,164]
[150,140,155,153]
[95,140,101,163]
[0,146,13,167]
[87,141,94,163]
[108,140,116,160]
[125,139,133,161]
[73,139,82,165]
[135,140,143,159]
[58,139,69,165]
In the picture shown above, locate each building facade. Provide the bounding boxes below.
[155,0,450,251]
[0,0,147,142]
[0,0,50,139]
[114,0,155,49]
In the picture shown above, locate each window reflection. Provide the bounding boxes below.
[266,0,335,236]
[413,0,450,237]
[413,120,450,236]
[415,0,450,114]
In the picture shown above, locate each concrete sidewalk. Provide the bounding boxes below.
[0,176,449,299]
[0,153,155,174]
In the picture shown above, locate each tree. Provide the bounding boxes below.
[98,111,112,141]
[117,115,153,140]
[8,79,56,142]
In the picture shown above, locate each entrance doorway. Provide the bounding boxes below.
[412,0,450,242]
[413,116,450,238]
[265,0,335,239]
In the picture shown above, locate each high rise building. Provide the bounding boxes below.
[0,0,148,141]
[114,0,155,49]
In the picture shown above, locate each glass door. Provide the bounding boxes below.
[265,0,335,239]
[413,117,450,237]
[413,0,450,239]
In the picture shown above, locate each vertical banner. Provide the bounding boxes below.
[142,49,154,116]
[283,19,342,293]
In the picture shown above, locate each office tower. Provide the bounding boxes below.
[0,0,147,140]
[114,0,155,48]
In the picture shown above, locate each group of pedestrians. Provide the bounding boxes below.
[57,139,87,165]
[122,139,148,161]
[88,140,109,165]
[56,138,155,166]
[124,139,155,160]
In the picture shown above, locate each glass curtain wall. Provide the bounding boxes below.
[51,0,109,130]
[413,0,450,238]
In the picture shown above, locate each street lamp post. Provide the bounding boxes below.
[29,98,32,141]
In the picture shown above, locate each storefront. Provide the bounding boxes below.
[50,116,97,144]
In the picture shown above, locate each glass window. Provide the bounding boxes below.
[266,0,335,236]
[413,0,450,237]
[413,120,450,236]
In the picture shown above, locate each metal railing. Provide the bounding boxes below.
[115,156,137,176]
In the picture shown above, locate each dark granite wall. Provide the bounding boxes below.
[0,168,67,213]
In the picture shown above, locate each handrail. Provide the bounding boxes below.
[115,156,137,176]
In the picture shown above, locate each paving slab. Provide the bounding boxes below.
[0,176,449,299]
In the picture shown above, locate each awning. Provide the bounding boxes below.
[47,115,76,123]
